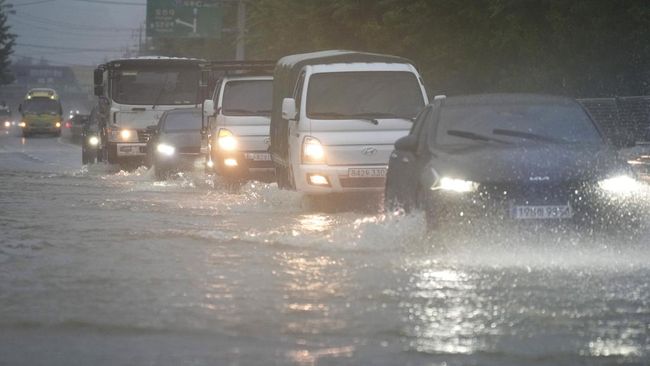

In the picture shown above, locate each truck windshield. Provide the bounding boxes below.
[163,110,202,131]
[112,67,199,105]
[306,71,424,120]
[222,80,272,116]
[22,98,61,115]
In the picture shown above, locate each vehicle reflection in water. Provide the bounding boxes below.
[276,252,354,362]
[297,214,332,234]
[402,264,488,355]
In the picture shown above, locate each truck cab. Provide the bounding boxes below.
[270,50,428,195]
[93,57,203,167]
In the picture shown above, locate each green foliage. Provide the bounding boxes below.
[247,0,650,97]
[0,0,15,84]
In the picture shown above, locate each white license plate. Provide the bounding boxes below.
[244,152,271,161]
[348,168,387,178]
[512,204,573,219]
[117,144,145,156]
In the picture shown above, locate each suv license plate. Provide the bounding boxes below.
[512,204,573,219]
[348,168,387,178]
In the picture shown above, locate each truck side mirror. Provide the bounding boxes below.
[203,99,215,116]
[282,98,297,120]
[94,85,104,97]
[93,68,103,86]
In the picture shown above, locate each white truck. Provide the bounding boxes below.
[201,61,275,187]
[92,57,203,166]
[270,50,429,194]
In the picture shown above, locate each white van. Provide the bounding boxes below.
[203,74,274,184]
[270,50,428,194]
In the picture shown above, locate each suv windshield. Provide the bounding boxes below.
[434,101,603,146]
[112,67,199,105]
[306,71,423,120]
[222,80,272,116]
[22,98,61,115]
[163,110,202,131]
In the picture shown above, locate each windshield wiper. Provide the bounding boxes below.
[447,129,511,144]
[310,112,380,125]
[152,74,171,110]
[224,108,269,115]
[492,128,567,143]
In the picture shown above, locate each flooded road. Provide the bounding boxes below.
[1,130,649,366]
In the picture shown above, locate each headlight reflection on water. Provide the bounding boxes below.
[403,266,489,355]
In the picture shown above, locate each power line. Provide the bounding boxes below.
[12,0,57,7]
[14,13,139,32]
[70,0,145,5]
[17,42,133,53]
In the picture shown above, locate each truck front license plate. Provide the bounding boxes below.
[348,168,387,178]
[512,204,573,219]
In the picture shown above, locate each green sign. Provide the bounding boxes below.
[146,0,222,39]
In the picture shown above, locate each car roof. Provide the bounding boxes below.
[442,93,579,106]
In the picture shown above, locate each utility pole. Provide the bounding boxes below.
[235,0,245,60]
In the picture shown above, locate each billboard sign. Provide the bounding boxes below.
[146,0,223,39]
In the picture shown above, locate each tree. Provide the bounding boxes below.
[246,0,650,97]
[0,0,15,85]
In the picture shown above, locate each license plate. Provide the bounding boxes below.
[348,168,387,178]
[244,152,271,161]
[512,204,573,219]
[117,144,145,156]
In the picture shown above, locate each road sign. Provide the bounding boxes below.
[146,0,223,39]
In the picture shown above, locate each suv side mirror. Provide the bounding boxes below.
[282,98,297,120]
[203,99,215,116]
[395,135,418,151]
[146,125,158,134]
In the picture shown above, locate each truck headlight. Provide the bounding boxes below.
[19,121,26,127]
[55,122,61,128]
[302,136,325,164]
[217,129,237,151]
[598,175,643,194]
[108,128,138,142]
[4,121,10,128]
[88,136,99,146]
[157,143,175,156]
[434,177,479,193]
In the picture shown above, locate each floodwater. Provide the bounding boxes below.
[1,129,649,366]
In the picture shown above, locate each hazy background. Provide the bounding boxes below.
[8,0,145,66]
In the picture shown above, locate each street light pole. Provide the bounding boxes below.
[235,0,245,60]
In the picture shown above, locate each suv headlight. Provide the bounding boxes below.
[217,129,237,151]
[433,177,479,193]
[598,175,643,194]
[302,136,325,164]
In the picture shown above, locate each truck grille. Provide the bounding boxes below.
[138,130,151,142]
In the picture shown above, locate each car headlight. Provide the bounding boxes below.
[433,177,479,193]
[217,129,237,151]
[88,136,99,146]
[598,175,643,194]
[4,121,10,127]
[55,122,61,128]
[19,121,26,127]
[302,136,325,164]
[157,143,175,156]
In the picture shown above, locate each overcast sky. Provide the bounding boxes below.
[7,0,145,66]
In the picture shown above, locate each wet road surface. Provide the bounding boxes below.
[1,129,649,365]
